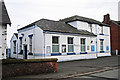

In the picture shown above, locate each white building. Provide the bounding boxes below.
[10,33,18,58]
[0,0,11,59]
[10,15,111,62]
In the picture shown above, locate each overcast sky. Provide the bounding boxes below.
[4,0,119,48]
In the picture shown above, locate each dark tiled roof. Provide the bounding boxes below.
[111,20,120,27]
[18,19,96,36]
[115,21,120,26]
[60,15,110,27]
[0,0,11,25]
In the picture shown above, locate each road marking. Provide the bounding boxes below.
[62,66,119,79]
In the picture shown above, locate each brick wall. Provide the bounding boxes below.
[103,14,120,55]
[118,26,120,55]
[2,58,58,78]
[110,22,119,54]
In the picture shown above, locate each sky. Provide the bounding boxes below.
[4,0,119,48]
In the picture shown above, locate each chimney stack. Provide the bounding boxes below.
[103,14,110,24]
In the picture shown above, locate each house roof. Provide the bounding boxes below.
[114,21,120,26]
[10,33,18,42]
[0,0,11,25]
[18,19,96,36]
[60,15,110,27]
[111,20,120,27]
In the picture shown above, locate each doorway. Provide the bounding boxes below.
[24,45,27,59]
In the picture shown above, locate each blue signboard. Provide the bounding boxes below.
[91,45,95,51]
[106,46,109,51]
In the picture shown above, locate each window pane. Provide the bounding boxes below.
[52,36,58,44]
[30,45,32,52]
[80,38,86,52]
[81,38,85,44]
[20,45,22,51]
[13,41,16,52]
[14,41,16,46]
[81,45,85,52]
[100,46,103,51]
[29,37,32,53]
[20,39,22,51]
[100,40,103,51]
[30,37,32,44]
[68,37,73,44]
[68,45,74,52]
[14,47,16,52]
[52,45,59,52]
[20,39,22,44]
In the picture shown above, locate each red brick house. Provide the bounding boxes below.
[103,14,120,55]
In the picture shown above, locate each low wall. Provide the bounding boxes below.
[97,53,111,57]
[46,53,97,62]
[2,58,58,78]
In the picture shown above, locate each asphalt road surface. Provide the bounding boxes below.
[63,68,120,80]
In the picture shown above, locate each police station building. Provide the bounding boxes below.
[10,15,111,62]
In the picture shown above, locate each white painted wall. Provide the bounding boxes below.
[17,25,44,59]
[77,21,89,31]
[68,21,89,31]
[68,21,77,28]
[34,26,44,59]
[96,25,111,57]
[0,25,7,59]
[45,33,96,55]
[0,25,2,59]
[68,21,111,57]
[10,34,18,58]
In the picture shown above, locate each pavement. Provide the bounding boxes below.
[2,55,120,80]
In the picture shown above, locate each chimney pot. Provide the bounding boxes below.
[103,14,110,24]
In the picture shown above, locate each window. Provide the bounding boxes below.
[81,38,86,52]
[52,36,59,53]
[68,37,74,52]
[20,38,22,51]
[13,41,16,54]
[62,45,66,53]
[100,40,104,51]
[89,24,92,32]
[29,37,32,53]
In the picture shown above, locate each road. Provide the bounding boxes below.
[2,56,120,80]
[63,68,120,80]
